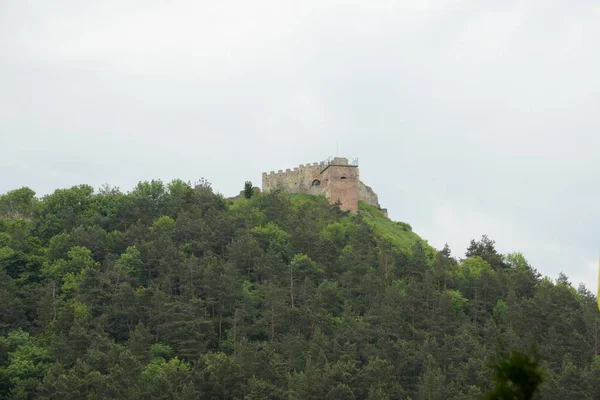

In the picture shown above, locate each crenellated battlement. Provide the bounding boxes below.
[262,160,329,178]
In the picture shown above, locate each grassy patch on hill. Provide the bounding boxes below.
[288,193,328,205]
[358,201,435,257]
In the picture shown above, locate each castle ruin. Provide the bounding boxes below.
[261,157,381,212]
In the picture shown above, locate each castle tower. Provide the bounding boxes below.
[320,157,359,211]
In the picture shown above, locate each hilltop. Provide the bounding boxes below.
[0,180,598,399]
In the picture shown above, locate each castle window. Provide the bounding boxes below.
[311,179,321,186]
[340,176,347,180]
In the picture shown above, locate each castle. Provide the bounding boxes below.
[261,157,382,212]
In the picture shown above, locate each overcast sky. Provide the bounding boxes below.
[1,1,599,292]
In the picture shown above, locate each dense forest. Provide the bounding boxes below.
[0,180,599,399]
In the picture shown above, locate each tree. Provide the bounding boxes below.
[465,235,508,270]
[115,246,144,280]
[484,351,544,400]
[198,352,243,398]
[244,181,254,199]
[0,187,37,219]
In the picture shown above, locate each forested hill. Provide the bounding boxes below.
[1,181,599,399]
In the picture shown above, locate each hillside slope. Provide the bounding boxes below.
[358,200,435,257]
[0,181,598,399]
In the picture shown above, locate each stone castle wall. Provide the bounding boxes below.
[358,181,380,208]
[262,158,381,211]
[262,162,325,195]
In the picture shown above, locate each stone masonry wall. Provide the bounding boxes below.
[321,164,359,211]
[358,181,380,208]
[262,162,325,196]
